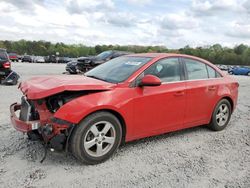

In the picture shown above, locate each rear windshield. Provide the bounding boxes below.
[0,51,8,61]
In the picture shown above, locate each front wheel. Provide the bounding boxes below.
[209,99,232,131]
[70,111,122,164]
[247,72,250,76]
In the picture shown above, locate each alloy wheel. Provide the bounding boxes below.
[83,121,116,157]
[216,104,229,126]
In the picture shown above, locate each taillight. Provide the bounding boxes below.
[3,62,11,68]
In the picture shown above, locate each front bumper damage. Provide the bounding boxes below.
[10,103,40,132]
[10,102,73,152]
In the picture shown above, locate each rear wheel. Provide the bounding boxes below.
[247,72,250,76]
[229,71,233,75]
[70,111,122,164]
[209,99,232,131]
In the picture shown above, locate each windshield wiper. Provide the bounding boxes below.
[85,75,108,82]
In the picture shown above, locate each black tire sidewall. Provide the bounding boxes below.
[210,99,232,131]
[71,112,122,164]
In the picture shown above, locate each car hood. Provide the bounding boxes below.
[77,56,105,64]
[66,61,78,66]
[19,75,115,100]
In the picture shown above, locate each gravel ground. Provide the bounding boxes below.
[0,63,249,188]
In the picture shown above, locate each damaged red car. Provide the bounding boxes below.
[10,53,239,164]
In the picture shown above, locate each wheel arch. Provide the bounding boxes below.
[209,95,234,123]
[221,96,234,111]
[94,109,127,144]
[68,108,127,148]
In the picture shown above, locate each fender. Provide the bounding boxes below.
[54,91,123,123]
[208,81,238,122]
[217,77,238,111]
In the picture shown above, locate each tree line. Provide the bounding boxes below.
[0,40,250,65]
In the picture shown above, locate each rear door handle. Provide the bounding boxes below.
[174,91,185,96]
[208,86,216,91]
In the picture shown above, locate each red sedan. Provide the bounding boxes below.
[10,53,239,164]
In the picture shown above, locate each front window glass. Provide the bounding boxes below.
[184,58,208,80]
[144,58,181,82]
[85,56,152,83]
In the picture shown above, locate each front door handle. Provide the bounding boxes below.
[174,91,185,96]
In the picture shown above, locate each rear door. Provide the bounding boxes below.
[182,58,221,127]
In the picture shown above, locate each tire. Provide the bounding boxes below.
[247,72,250,76]
[70,111,122,165]
[229,71,233,75]
[27,130,42,141]
[209,99,232,131]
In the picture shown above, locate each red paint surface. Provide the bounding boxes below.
[11,53,239,142]
[19,75,114,99]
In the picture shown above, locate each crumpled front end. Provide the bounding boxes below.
[10,96,73,151]
[10,75,114,151]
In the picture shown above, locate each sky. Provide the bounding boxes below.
[0,0,249,48]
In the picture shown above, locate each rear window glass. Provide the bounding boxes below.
[8,53,17,56]
[0,51,8,61]
[184,58,208,80]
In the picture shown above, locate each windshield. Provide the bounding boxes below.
[96,51,113,60]
[85,56,152,83]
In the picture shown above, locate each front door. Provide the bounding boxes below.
[131,58,186,138]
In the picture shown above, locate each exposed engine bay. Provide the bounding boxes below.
[45,91,88,113]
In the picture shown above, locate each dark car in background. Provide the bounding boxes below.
[76,50,132,73]
[45,55,57,63]
[22,55,32,63]
[0,49,11,82]
[58,57,71,64]
[8,52,19,62]
[65,59,79,74]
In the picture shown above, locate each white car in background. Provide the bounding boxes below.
[34,56,45,63]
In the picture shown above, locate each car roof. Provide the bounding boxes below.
[127,53,199,58]
[126,53,212,63]
[113,50,132,53]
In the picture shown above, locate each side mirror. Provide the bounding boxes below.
[139,75,161,87]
